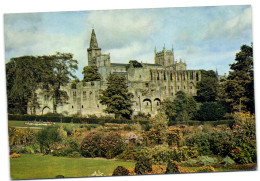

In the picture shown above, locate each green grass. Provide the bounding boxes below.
[10,154,135,179]
[8,121,84,128]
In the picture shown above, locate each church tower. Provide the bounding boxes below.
[87,29,101,66]
[154,45,175,66]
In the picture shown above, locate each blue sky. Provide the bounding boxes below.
[4,5,252,79]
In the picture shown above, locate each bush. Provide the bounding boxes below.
[165,161,180,174]
[198,156,217,166]
[116,147,141,161]
[36,126,62,154]
[134,157,152,175]
[186,132,212,155]
[9,127,35,146]
[196,102,226,121]
[186,159,197,166]
[80,131,125,159]
[223,156,235,167]
[112,166,129,176]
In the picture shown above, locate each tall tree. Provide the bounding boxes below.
[82,65,101,82]
[99,74,133,119]
[6,56,41,114]
[225,44,254,113]
[40,52,78,113]
[196,70,219,102]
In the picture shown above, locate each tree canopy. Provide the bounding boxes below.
[82,65,101,82]
[99,74,134,119]
[6,52,78,114]
[224,44,254,113]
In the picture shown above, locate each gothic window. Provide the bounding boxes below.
[184,86,186,89]
[71,83,77,89]
[178,86,179,90]
[151,72,153,81]
[91,82,95,86]
[170,73,173,80]
[83,82,87,87]
[196,72,199,81]
[82,105,84,108]
[183,73,186,81]
[72,106,74,109]
[73,91,76,97]
[190,72,194,80]
[164,72,166,80]
[157,72,160,80]
[83,91,86,98]
[190,86,192,89]
[145,83,149,87]
[140,75,142,78]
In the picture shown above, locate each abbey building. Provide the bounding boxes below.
[29,29,201,117]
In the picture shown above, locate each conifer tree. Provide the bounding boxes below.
[99,74,133,119]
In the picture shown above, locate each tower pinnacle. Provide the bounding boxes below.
[89,29,99,48]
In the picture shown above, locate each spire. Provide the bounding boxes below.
[89,29,99,48]
[154,46,156,54]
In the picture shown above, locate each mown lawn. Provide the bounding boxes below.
[8,121,84,128]
[10,154,135,179]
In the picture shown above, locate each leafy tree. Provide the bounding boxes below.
[196,70,219,102]
[99,74,134,119]
[195,102,226,121]
[82,65,101,82]
[225,44,254,113]
[162,91,197,124]
[6,56,41,114]
[39,52,78,113]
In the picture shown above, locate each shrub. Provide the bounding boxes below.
[187,159,197,166]
[134,157,152,175]
[167,127,182,146]
[186,132,212,155]
[196,102,226,121]
[9,127,35,146]
[10,153,20,159]
[197,166,215,172]
[198,156,217,166]
[223,156,235,167]
[116,147,141,161]
[165,161,180,174]
[112,166,129,176]
[36,126,62,154]
[80,131,125,159]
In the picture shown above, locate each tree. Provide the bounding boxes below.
[225,44,254,113]
[82,65,101,82]
[196,70,219,102]
[99,74,134,119]
[39,52,78,113]
[6,56,41,114]
[162,91,197,124]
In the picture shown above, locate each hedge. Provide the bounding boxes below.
[8,114,150,125]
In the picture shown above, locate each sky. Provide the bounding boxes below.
[4,5,252,80]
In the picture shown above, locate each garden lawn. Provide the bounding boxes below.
[10,154,135,179]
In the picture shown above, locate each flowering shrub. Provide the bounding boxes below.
[165,161,180,174]
[167,127,182,146]
[222,156,235,167]
[10,153,20,159]
[134,157,153,175]
[80,131,125,159]
[124,132,143,146]
[9,128,35,146]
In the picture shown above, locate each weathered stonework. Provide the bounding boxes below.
[29,29,201,117]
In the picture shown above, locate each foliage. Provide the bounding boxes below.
[225,44,254,113]
[186,159,197,166]
[196,102,226,121]
[116,147,141,161]
[9,127,35,146]
[10,153,21,159]
[134,156,152,175]
[198,156,218,166]
[186,132,212,155]
[82,65,101,82]
[80,131,125,159]
[165,161,180,174]
[99,74,134,119]
[112,166,129,176]
[196,70,219,102]
[162,91,197,124]
[197,166,215,172]
[222,156,235,167]
[36,126,62,154]
[167,126,182,146]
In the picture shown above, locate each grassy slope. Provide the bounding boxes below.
[10,154,135,179]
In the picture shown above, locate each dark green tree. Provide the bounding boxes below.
[39,52,78,113]
[99,74,133,119]
[82,65,101,82]
[6,56,41,114]
[162,91,197,124]
[196,70,219,102]
[225,44,254,113]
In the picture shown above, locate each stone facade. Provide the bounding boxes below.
[29,29,201,117]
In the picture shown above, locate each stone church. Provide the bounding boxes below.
[29,29,201,117]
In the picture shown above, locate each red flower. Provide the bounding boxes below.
[233,149,239,154]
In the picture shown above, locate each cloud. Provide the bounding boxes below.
[86,9,163,49]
